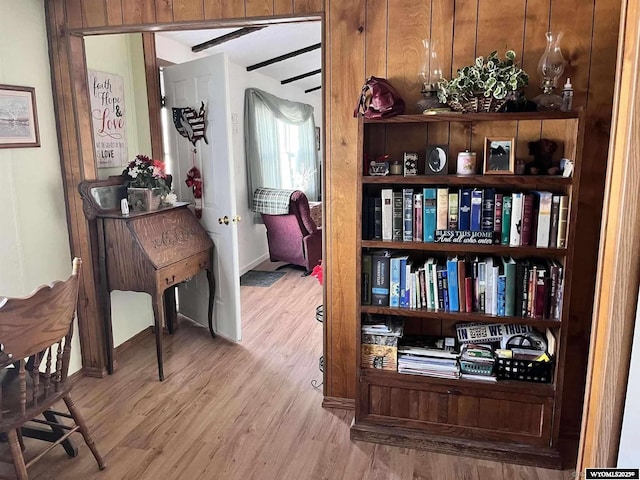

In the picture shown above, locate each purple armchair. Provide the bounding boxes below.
[260,190,322,274]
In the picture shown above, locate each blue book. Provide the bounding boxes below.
[470,189,483,231]
[399,256,410,307]
[441,271,450,312]
[389,256,402,307]
[446,257,459,312]
[458,188,472,231]
[497,274,507,316]
[423,188,437,242]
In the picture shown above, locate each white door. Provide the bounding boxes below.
[163,53,241,342]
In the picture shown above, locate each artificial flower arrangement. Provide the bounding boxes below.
[122,154,177,208]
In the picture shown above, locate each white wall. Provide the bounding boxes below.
[0,1,82,374]
[84,34,154,347]
[227,61,323,274]
[156,35,322,274]
[617,286,640,467]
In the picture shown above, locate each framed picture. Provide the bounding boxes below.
[484,137,515,174]
[0,84,40,148]
[425,145,448,175]
[403,152,418,176]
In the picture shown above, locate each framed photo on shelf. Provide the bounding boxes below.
[484,136,515,174]
[0,84,40,148]
[425,145,448,175]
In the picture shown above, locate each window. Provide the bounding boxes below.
[245,88,318,204]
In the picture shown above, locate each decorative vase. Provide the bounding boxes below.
[127,187,162,211]
[532,32,566,111]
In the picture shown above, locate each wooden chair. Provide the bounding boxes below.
[0,258,105,479]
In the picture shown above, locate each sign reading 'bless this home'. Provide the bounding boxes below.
[88,69,128,168]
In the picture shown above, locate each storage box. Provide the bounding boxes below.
[495,357,554,383]
[361,334,398,371]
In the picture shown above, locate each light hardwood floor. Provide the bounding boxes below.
[14,264,574,479]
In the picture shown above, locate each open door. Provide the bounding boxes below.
[163,52,241,342]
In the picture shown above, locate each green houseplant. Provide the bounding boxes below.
[437,50,529,113]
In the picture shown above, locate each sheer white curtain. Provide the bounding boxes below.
[245,88,318,204]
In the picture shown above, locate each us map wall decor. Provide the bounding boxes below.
[88,70,128,168]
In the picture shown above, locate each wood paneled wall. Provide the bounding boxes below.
[45,0,620,442]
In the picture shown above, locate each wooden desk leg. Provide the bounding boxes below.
[206,253,216,338]
[152,292,165,381]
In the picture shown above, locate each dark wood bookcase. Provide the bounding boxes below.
[351,111,585,468]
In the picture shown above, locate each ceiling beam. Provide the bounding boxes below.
[281,69,321,85]
[192,27,265,53]
[305,86,321,93]
[247,43,321,72]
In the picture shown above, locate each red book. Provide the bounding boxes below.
[521,194,535,246]
[458,260,466,312]
[464,277,473,313]
[493,193,503,244]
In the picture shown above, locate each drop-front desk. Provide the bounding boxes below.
[79,178,215,381]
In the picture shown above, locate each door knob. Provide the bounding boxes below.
[232,215,242,223]
[218,216,229,225]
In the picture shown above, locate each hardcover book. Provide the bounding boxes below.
[436,188,449,231]
[509,193,523,247]
[423,188,437,242]
[458,188,472,231]
[470,189,483,231]
[534,191,553,247]
[381,189,393,241]
[481,188,496,232]
[557,195,569,247]
[549,195,561,248]
[413,193,423,241]
[362,254,372,305]
[494,193,503,244]
[501,195,512,245]
[446,257,459,312]
[403,189,414,241]
[374,197,383,240]
[393,191,403,241]
[520,193,535,246]
[371,250,391,306]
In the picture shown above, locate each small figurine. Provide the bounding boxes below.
[527,138,560,175]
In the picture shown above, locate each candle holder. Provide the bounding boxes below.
[532,32,566,111]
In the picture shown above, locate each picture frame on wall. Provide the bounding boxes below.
[484,136,515,174]
[0,84,40,148]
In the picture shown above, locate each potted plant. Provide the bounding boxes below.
[122,154,174,210]
[437,50,529,113]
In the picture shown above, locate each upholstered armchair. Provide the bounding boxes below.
[255,189,322,274]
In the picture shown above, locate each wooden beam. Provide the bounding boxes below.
[247,43,321,71]
[305,86,321,93]
[191,26,265,52]
[281,68,321,85]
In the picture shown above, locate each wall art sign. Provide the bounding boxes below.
[88,69,128,168]
[0,84,40,148]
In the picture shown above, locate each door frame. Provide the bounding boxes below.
[45,12,326,382]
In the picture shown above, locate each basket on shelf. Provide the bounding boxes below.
[448,94,508,114]
[495,357,554,383]
[460,360,494,376]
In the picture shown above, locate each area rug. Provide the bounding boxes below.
[240,270,286,287]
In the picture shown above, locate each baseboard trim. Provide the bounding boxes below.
[351,421,564,470]
[322,396,355,410]
[66,367,85,386]
[240,252,270,276]
[82,366,108,378]
[115,326,153,357]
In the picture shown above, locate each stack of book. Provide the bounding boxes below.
[397,336,460,379]
[364,188,569,248]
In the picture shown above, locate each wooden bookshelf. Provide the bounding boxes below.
[353,110,585,469]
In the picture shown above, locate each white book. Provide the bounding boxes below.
[535,191,553,247]
[436,188,449,230]
[424,260,433,311]
[492,265,499,315]
[510,193,524,247]
[381,189,393,241]
[431,261,439,311]
[485,258,494,315]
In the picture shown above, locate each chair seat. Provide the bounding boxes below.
[0,372,70,432]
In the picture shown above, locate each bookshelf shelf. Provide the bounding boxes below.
[361,368,555,396]
[361,306,561,328]
[362,175,572,188]
[361,240,567,257]
[354,110,584,468]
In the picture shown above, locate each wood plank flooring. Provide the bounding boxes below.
[10,264,575,479]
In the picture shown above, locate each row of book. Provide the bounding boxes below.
[363,188,570,248]
[362,251,564,320]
